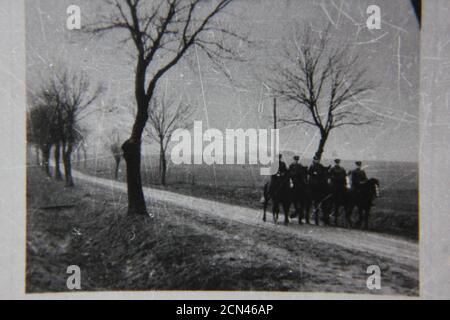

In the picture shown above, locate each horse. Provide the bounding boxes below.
[262,175,292,225]
[290,173,311,225]
[345,178,380,230]
[308,165,333,225]
[328,176,351,227]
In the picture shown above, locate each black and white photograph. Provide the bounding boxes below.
[23,0,421,296]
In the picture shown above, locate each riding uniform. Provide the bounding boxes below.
[329,164,347,218]
[277,160,288,177]
[269,159,288,194]
[289,162,308,221]
[350,168,368,193]
[329,165,347,191]
[289,162,308,186]
[308,162,327,184]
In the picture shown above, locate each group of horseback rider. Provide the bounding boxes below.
[263,153,378,228]
[278,154,368,196]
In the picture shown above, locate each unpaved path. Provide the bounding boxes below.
[73,170,418,270]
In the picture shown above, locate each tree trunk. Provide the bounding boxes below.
[62,143,74,187]
[161,157,167,186]
[41,145,51,177]
[83,147,87,168]
[122,139,147,215]
[160,145,167,186]
[273,97,277,130]
[158,152,163,177]
[123,58,152,215]
[54,143,63,181]
[314,131,329,161]
[114,156,121,180]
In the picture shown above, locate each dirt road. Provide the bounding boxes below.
[72,170,419,295]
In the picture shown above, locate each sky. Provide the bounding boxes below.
[26,0,420,162]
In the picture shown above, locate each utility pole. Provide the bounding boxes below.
[273,97,277,130]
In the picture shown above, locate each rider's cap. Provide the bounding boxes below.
[293,155,300,160]
[334,158,341,164]
[355,161,362,166]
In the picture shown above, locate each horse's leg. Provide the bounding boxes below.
[304,200,310,224]
[364,207,370,230]
[314,202,320,226]
[262,185,268,222]
[298,201,304,225]
[335,194,343,226]
[324,204,330,226]
[283,201,290,225]
[334,202,339,226]
[293,200,301,223]
[344,206,349,228]
[322,206,328,226]
[263,199,267,222]
[290,194,298,218]
[272,201,279,224]
[344,204,353,228]
[324,196,332,226]
[345,205,353,229]
[302,197,309,225]
[356,207,363,227]
[290,200,297,218]
[311,201,316,225]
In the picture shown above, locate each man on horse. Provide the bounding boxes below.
[289,155,308,185]
[307,156,331,225]
[329,159,347,224]
[308,156,328,184]
[277,154,288,176]
[349,161,368,195]
[263,154,291,224]
[347,161,378,229]
[289,155,309,223]
[269,154,288,192]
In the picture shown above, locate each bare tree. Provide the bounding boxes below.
[58,71,103,187]
[267,25,377,160]
[74,128,89,168]
[28,83,65,178]
[29,68,101,185]
[33,68,102,186]
[87,0,246,215]
[28,103,53,177]
[146,96,193,185]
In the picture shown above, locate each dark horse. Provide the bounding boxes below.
[345,178,380,230]
[335,178,380,230]
[308,165,333,225]
[262,175,292,225]
[329,181,350,227]
[290,174,311,224]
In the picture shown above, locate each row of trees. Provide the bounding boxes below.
[28,69,102,187]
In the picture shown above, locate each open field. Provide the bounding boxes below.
[26,166,419,295]
[74,153,419,239]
